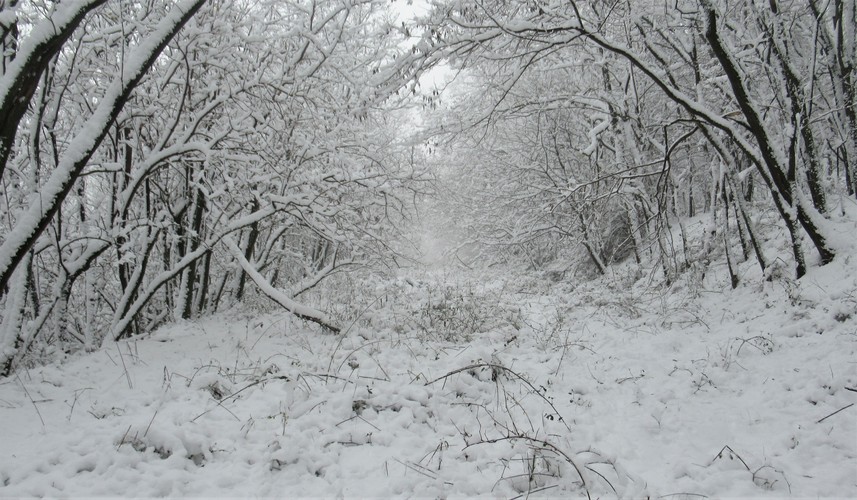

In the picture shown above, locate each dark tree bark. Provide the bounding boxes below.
[235,199,260,302]
[0,0,108,182]
[0,0,207,296]
[703,6,833,276]
[180,187,206,320]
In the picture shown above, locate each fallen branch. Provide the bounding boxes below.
[816,403,854,424]
[222,235,340,333]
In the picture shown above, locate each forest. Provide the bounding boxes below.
[0,0,855,497]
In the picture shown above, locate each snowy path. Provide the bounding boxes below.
[1,267,855,497]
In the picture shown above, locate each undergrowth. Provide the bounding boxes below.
[303,271,524,342]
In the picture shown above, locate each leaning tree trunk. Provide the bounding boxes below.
[0,0,207,298]
[234,199,260,302]
[703,5,834,276]
[0,252,32,377]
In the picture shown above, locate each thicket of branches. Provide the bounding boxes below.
[0,0,854,376]
[414,0,855,282]
[0,0,434,375]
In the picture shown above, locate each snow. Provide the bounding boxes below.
[2,231,856,497]
[3,1,854,495]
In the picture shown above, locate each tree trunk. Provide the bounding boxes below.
[703,6,834,275]
[194,250,212,315]
[234,200,260,302]
[0,255,31,376]
[0,0,206,298]
[180,187,205,320]
[0,0,107,182]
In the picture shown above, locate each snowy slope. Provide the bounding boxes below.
[1,238,856,497]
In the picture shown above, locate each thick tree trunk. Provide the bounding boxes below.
[180,188,206,320]
[194,250,212,315]
[234,200,260,302]
[703,6,834,276]
[578,213,606,275]
[112,228,162,340]
[0,0,107,182]
[6,241,108,373]
[0,253,32,377]
[115,127,133,304]
[727,175,767,272]
[0,0,206,298]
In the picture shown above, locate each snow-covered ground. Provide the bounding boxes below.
[1,229,856,497]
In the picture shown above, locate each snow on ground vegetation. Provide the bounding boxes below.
[1,220,856,498]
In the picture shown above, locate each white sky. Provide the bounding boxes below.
[387,0,432,22]
[386,0,454,92]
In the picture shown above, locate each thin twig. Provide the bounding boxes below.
[335,338,392,381]
[358,415,381,432]
[509,483,558,500]
[817,403,854,423]
[425,362,571,431]
[65,387,92,421]
[585,464,617,494]
[711,445,750,470]
[464,435,590,499]
[394,459,437,479]
[305,372,354,384]
[117,425,132,451]
[191,376,276,422]
[143,409,159,437]
[116,343,133,389]
[16,374,45,430]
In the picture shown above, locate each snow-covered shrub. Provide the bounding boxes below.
[306,271,523,341]
[401,277,524,341]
